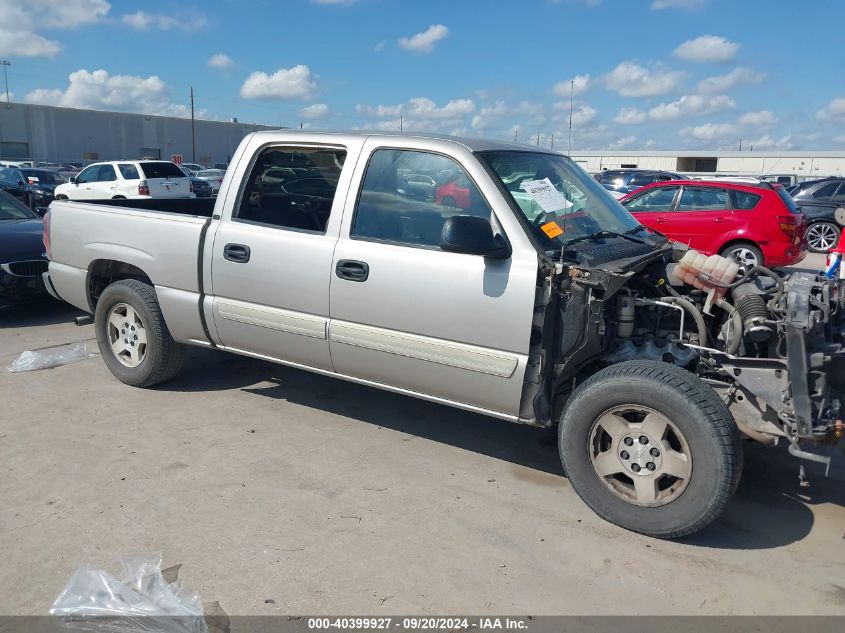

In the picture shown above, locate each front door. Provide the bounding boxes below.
[71,165,99,199]
[328,143,537,417]
[624,185,680,233]
[208,143,354,370]
[671,185,733,253]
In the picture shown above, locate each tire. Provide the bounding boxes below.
[559,361,742,539]
[720,242,763,270]
[94,279,185,387]
[806,221,840,254]
[442,196,457,207]
[55,194,68,200]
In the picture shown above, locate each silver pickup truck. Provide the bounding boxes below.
[43,131,844,538]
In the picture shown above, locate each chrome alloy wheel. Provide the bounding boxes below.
[806,223,839,252]
[588,406,692,507]
[725,246,760,270]
[107,303,148,367]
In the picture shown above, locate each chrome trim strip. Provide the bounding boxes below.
[214,298,327,339]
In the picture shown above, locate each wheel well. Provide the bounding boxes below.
[87,260,152,309]
[111,195,126,199]
[718,238,760,255]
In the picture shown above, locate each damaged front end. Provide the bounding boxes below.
[531,243,844,474]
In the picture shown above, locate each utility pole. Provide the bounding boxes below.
[190,86,196,162]
[738,139,742,151]
[550,133,554,150]
[400,115,403,132]
[567,79,574,156]
[1,61,11,109]
[513,129,518,142]
[536,131,540,146]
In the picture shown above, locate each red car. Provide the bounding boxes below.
[620,180,807,269]
[435,175,471,208]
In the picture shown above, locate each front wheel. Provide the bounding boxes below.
[720,242,763,272]
[559,361,742,539]
[94,279,185,387]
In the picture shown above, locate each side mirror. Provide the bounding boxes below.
[440,215,510,258]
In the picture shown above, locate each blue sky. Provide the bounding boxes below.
[2,0,844,150]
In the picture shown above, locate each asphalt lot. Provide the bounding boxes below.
[1,252,843,617]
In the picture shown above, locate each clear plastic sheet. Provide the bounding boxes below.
[49,554,208,633]
[8,341,93,373]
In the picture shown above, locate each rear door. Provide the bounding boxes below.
[207,141,357,369]
[138,162,192,198]
[328,140,537,417]
[671,185,732,252]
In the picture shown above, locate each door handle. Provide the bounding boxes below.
[655,216,667,223]
[223,243,251,263]
[714,216,727,223]
[335,259,369,282]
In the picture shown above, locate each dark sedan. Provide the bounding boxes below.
[0,167,67,213]
[789,178,845,252]
[0,190,52,308]
[595,169,687,198]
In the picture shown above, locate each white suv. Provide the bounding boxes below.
[54,161,194,201]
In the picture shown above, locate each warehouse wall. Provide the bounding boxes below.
[0,102,279,164]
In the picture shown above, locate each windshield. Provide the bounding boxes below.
[21,169,64,184]
[479,151,641,248]
[0,190,38,220]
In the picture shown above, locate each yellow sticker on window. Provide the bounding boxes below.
[540,221,564,238]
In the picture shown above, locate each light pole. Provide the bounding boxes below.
[1,60,10,109]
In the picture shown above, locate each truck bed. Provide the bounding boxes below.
[86,197,217,217]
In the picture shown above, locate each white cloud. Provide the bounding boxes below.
[738,110,777,127]
[608,136,638,150]
[604,61,685,97]
[613,107,646,124]
[398,24,448,53]
[696,67,765,94]
[0,0,110,57]
[207,53,233,69]
[745,134,793,150]
[240,65,317,100]
[674,35,739,63]
[471,101,509,130]
[648,94,735,121]
[817,97,845,122]
[553,74,591,98]
[651,0,709,9]
[360,97,474,120]
[570,104,597,126]
[122,10,208,31]
[373,40,386,52]
[835,134,845,144]
[24,68,196,117]
[679,122,739,141]
[299,103,330,119]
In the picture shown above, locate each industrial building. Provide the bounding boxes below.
[570,150,845,179]
[0,102,278,166]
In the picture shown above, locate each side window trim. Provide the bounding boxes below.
[677,186,731,212]
[349,146,499,253]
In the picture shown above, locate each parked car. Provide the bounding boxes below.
[54,161,194,201]
[212,162,229,170]
[435,174,472,208]
[621,180,806,269]
[596,169,687,199]
[43,131,842,539]
[179,167,213,198]
[787,178,845,253]
[398,173,437,201]
[196,169,225,195]
[0,167,66,212]
[180,162,206,176]
[0,190,51,308]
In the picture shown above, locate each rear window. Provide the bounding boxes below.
[139,162,186,179]
[812,182,839,199]
[732,190,761,210]
[776,187,801,214]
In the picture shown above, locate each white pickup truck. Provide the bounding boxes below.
[43,131,844,538]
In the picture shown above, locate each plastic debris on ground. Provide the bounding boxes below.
[8,341,95,373]
[49,554,208,633]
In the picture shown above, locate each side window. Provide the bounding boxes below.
[76,166,99,184]
[812,182,839,199]
[97,164,117,182]
[118,164,140,180]
[677,187,728,211]
[628,173,656,188]
[235,146,346,233]
[833,182,845,199]
[732,191,761,210]
[352,149,491,249]
[624,186,678,212]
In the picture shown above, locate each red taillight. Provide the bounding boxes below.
[43,209,52,259]
[138,180,150,196]
[777,215,797,239]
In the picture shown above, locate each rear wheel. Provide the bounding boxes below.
[441,196,457,207]
[94,279,185,387]
[559,361,742,539]
[806,221,840,253]
[720,242,763,271]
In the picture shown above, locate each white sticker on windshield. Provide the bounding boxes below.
[519,178,572,213]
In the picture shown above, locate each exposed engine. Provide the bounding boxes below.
[537,244,845,474]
